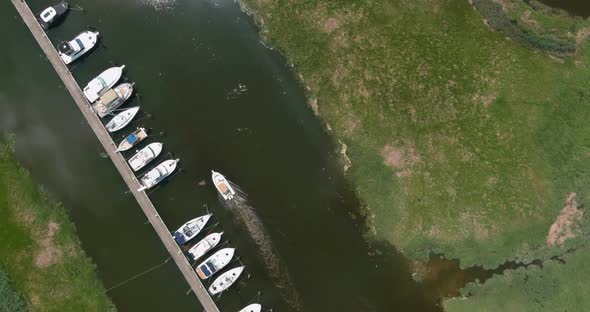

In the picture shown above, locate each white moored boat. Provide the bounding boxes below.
[211,170,236,201]
[117,128,147,152]
[105,106,140,133]
[188,232,223,261]
[172,214,212,245]
[36,2,68,30]
[128,142,163,171]
[208,266,245,295]
[57,30,99,65]
[138,159,179,191]
[93,83,134,118]
[239,304,262,312]
[83,65,125,103]
[196,248,235,280]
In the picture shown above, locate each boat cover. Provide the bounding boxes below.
[126,134,139,144]
[99,89,118,105]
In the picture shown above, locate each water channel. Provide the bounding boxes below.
[0,0,445,311]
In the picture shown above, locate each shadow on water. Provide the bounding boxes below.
[526,0,590,18]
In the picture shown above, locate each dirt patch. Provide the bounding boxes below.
[309,97,319,115]
[381,143,422,173]
[322,17,340,33]
[546,192,584,247]
[34,221,63,269]
[520,10,539,30]
[339,140,352,172]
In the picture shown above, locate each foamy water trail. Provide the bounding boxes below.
[222,182,303,311]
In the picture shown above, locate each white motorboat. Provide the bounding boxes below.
[138,159,179,191]
[196,248,235,280]
[105,106,140,133]
[36,2,68,30]
[208,266,245,295]
[57,30,99,65]
[188,232,223,261]
[83,65,125,103]
[93,83,134,118]
[172,214,212,245]
[239,304,262,312]
[117,128,147,152]
[128,142,163,171]
[211,170,236,201]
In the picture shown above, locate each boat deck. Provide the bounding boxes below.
[10,1,220,311]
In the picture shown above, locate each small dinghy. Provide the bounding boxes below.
[93,83,134,118]
[128,142,163,171]
[138,159,179,191]
[105,106,140,133]
[211,170,236,201]
[208,266,245,295]
[188,232,223,261]
[36,2,68,30]
[83,65,125,103]
[239,304,262,312]
[196,248,235,280]
[57,30,99,65]
[172,214,212,245]
[117,128,147,152]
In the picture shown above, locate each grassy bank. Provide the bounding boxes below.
[241,0,590,265]
[0,139,115,311]
[0,269,27,312]
[240,0,590,309]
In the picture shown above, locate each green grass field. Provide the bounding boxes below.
[0,139,115,311]
[241,0,590,309]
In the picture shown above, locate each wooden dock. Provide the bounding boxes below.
[10,1,221,311]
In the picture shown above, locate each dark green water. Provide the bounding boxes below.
[536,0,590,18]
[1,0,440,311]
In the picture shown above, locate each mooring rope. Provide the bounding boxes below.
[104,257,171,293]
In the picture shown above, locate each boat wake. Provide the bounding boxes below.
[221,182,303,311]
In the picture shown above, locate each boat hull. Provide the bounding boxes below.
[239,304,262,312]
[138,159,179,191]
[188,232,223,261]
[93,82,134,118]
[208,266,245,295]
[128,143,163,171]
[196,248,235,280]
[105,106,140,133]
[83,65,125,103]
[172,214,212,245]
[117,128,147,152]
[36,2,68,30]
[58,30,99,65]
[211,171,236,200]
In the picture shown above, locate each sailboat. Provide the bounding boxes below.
[196,248,235,280]
[137,159,179,191]
[105,106,140,133]
[208,266,245,295]
[188,232,223,261]
[57,30,99,65]
[127,143,163,171]
[239,304,262,312]
[83,65,125,103]
[172,214,212,245]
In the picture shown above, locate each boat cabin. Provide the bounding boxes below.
[58,39,82,56]
[99,89,119,105]
[40,7,57,23]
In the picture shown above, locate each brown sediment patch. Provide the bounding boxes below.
[546,192,584,247]
[322,17,340,33]
[34,221,63,268]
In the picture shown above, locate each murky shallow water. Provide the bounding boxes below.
[1,0,450,311]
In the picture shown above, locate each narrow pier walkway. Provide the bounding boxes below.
[10,1,220,311]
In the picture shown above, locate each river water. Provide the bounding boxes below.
[1,0,440,311]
